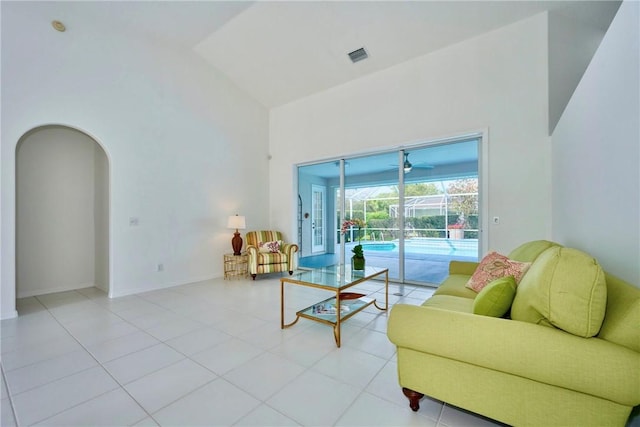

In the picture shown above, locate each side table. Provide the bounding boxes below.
[224,253,248,279]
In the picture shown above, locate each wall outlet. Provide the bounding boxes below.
[492,216,500,224]
[157,263,164,272]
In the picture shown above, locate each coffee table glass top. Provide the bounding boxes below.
[288,265,387,290]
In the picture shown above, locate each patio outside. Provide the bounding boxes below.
[300,178,480,286]
[356,237,478,284]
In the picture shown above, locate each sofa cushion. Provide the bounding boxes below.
[508,240,561,263]
[448,260,480,276]
[434,275,479,299]
[466,252,531,292]
[473,276,517,318]
[597,273,640,352]
[511,246,607,338]
[422,295,474,313]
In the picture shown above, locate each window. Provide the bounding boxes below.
[297,136,482,286]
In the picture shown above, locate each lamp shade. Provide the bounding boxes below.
[227,215,246,230]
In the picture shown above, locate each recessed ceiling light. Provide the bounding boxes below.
[348,47,368,63]
[52,20,66,32]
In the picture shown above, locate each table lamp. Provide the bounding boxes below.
[227,214,246,255]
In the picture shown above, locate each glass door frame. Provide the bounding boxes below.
[311,184,326,253]
[297,131,489,289]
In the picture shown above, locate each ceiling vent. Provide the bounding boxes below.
[348,47,368,63]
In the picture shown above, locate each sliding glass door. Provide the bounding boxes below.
[343,152,402,281]
[297,137,480,286]
[401,141,479,284]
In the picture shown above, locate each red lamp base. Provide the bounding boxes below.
[231,231,243,256]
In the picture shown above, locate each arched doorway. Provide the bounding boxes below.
[16,125,110,298]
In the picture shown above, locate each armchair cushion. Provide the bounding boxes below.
[247,231,284,247]
[257,252,287,265]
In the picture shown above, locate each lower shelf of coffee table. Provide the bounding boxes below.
[297,295,375,325]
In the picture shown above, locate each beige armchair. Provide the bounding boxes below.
[245,230,298,280]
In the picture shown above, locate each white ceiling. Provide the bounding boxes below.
[12,0,620,108]
[194,1,618,107]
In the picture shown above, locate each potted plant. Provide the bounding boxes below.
[447,214,466,239]
[341,218,366,270]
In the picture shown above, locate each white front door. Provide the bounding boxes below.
[311,185,326,253]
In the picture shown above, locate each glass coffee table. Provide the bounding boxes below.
[280,265,389,347]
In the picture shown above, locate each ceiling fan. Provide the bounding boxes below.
[400,152,435,173]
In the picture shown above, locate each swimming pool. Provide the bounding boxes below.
[302,238,479,282]
[358,238,478,258]
[361,242,397,251]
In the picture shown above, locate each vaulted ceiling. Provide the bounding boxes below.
[9,1,620,108]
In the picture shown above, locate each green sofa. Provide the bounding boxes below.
[387,240,640,427]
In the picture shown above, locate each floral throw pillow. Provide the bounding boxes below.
[259,240,281,253]
[465,251,531,292]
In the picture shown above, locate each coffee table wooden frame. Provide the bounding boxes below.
[280,266,389,347]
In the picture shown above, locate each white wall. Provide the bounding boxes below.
[270,13,552,255]
[16,127,105,297]
[547,10,607,134]
[552,0,639,286]
[94,141,110,292]
[1,3,269,318]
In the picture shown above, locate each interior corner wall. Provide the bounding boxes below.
[269,13,552,255]
[94,143,109,292]
[547,10,608,135]
[1,2,269,317]
[551,0,639,286]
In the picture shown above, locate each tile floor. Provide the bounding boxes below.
[0,276,512,426]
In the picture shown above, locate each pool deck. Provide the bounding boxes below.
[299,239,478,285]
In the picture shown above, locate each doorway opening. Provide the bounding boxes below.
[297,135,481,286]
[16,125,110,299]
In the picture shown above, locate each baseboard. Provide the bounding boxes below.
[17,282,97,299]
[1,309,18,320]
[108,275,220,299]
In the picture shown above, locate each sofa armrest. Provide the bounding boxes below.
[387,304,640,405]
[449,260,479,275]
